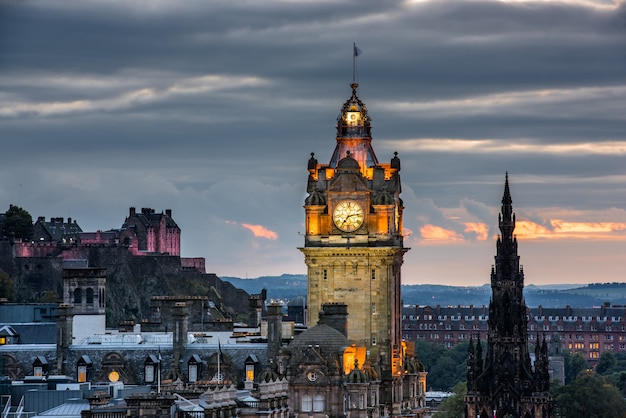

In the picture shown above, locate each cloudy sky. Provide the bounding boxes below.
[1,0,625,287]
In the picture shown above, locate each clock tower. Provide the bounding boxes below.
[300,82,408,409]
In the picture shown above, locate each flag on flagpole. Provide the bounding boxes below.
[217,338,222,383]
[353,43,362,57]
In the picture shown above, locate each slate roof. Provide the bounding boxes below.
[289,323,349,353]
[35,398,89,417]
[123,208,179,229]
[34,218,83,242]
[10,323,57,344]
[61,259,89,269]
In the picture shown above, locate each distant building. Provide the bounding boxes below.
[21,207,181,258]
[119,207,181,256]
[402,302,626,368]
[33,216,83,243]
[464,175,552,418]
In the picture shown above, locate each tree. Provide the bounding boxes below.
[39,291,61,303]
[597,351,617,375]
[2,205,34,240]
[563,350,589,384]
[0,268,14,301]
[555,370,626,417]
[433,381,466,418]
[413,340,470,391]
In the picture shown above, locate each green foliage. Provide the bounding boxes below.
[0,268,14,301]
[563,350,589,384]
[414,340,469,391]
[593,352,626,396]
[554,370,626,417]
[596,351,617,375]
[39,291,61,303]
[2,205,34,240]
[433,381,466,418]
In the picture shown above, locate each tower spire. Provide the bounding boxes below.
[465,173,553,418]
[499,172,515,243]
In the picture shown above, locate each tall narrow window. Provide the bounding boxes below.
[371,269,376,280]
[86,288,94,304]
[188,364,198,383]
[73,288,82,304]
[302,395,313,412]
[78,365,87,383]
[314,394,325,412]
[371,303,376,314]
[323,269,327,280]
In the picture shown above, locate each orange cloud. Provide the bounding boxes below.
[550,220,626,234]
[511,219,626,240]
[241,223,278,240]
[420,224,464,242]
[464,222,489,240]
[512,221,552,239]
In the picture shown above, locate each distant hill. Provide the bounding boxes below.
[221,274,307,302]
[220,275,626,308]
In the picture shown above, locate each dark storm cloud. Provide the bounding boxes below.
[1,0,625,283]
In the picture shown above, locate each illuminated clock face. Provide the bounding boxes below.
[108,370,120,382]
[333,200,364,232]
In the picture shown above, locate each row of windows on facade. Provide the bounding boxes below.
[299,392,373,413]
[405,332,625,342]
[403,320,626,332]
[404,314,626,322]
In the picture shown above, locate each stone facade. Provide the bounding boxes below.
[294,83,426,417]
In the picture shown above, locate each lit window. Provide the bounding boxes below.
[78,365,88,383]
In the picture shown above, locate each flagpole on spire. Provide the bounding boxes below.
[352,42,361,84]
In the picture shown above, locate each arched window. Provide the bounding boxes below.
[86,288,94,304]
[313,394,325,412]
[301,394,312,412]
[73,288,82,304]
